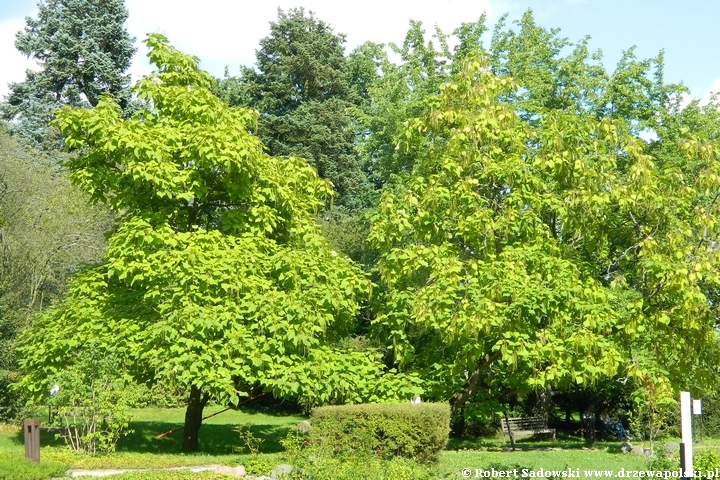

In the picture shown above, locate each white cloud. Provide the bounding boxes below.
[125,0,496,81]
[0,19,40,99]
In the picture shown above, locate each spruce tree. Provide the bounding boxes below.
[218,8,369,210]
[1,0,135,149]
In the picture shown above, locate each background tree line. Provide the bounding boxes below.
[2,0,720,450]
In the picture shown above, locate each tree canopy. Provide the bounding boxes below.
[368,13,720,425]
[1,0,135,149]
[15,34,419,452]
[216,8,370,210]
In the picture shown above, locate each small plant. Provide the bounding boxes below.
[244,457,275,476]
[281,426,312,465]
[47,349,132,455]
[234,423,264,456]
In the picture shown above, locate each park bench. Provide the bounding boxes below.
[501,415,556,443]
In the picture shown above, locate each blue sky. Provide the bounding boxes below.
[1,0,718,101]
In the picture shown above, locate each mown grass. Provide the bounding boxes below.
[2,408,714,479]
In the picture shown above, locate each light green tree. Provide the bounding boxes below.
[0,129,109,421]
[369,54,720,421]
[15,35,419,452]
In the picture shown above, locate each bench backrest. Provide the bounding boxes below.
[501,416,548,431]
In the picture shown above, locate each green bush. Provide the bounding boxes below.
[47,349,132,455]
[0,456,68,480]
[0,371,23,424]
[696,392,720,439]
[309,402,450,463]
[694,449,720,477]
[289,454,436,480]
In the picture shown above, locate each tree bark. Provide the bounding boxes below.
[182,385,209,452]
[449,350,502,416]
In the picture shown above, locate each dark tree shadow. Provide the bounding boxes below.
[117,420,292,455]
[10,419,292,455]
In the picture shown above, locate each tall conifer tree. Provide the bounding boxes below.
[1,0,135,149]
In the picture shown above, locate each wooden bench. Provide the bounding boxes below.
[501,416,556,443]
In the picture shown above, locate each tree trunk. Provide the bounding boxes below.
[449,350,502,416]
[565,406,571,427]
[182,385,209,452]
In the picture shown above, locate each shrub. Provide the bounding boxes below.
[289,454,436,480]
[309,402,450,463]
[46,350,132,455]
[0,455,68,480]
[694,449,720,476]
[0,371,23,424]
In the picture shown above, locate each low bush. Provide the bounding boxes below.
[0,371,23,424]
[47,350,132,455]
[0,455,68,480]
[289,454,436,480]
[309,402,450,463]
[697,393,720,439]
[694,448,720,476]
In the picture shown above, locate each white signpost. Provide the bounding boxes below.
[680,391,693,478]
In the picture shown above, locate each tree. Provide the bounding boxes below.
[15,35,419,452]
[358,16,489,187]
[369,55,720,424]
[488,9,720,412]
[1,0,135,149]
[216,8,370,210]
[0,128,109,422]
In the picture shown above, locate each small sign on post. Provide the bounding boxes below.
[24,419,40,463]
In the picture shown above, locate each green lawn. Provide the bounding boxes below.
[0,409,707,479]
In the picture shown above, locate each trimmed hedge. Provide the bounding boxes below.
[309,402,450,463]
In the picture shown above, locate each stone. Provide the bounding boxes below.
[296,421,311,433]
[215,465,246,478]
[664,442,680,456]
[271,464,293,479]
[620,442,632,454]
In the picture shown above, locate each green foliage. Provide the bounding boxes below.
[243,456,276,476]
[14,33,420,452]
[288,454,435,480]
[369,56,627,413]
[0,131,109,422]
[368,11,720,419]
[0,455,68,480]
[217,8,370,210]
[694,449,720,477]
[309,402,450,463]
[0,0,135,149]
[122,381,188,409]
[629,377,679,445]
[47,348,132,455]
[235,423,264,457]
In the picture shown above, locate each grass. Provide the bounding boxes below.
[2,409,716,479]
[0,406,301,477]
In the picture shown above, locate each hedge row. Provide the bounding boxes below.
[309,402,450,463]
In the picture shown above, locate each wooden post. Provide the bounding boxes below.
[24,419,40,462]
